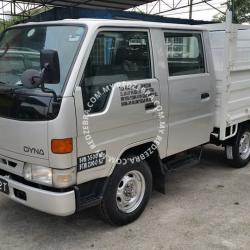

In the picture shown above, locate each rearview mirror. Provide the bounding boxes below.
[40,49,60,84]
[21,49,60,101]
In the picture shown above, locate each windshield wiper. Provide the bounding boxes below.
[8,47,38,53]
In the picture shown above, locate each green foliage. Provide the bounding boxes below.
[213,13,226,23]
[0,6,50,34]
[213,0,250,23]
[0,16,24,33]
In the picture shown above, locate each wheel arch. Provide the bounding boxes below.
[116,142,167,194]
[225,121,250,145]
[224,121,250,168]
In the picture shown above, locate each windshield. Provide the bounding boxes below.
[0,25,85,95]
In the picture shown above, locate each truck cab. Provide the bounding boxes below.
[0,18,245,225]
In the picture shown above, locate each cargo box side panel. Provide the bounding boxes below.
[228,70,250,124]
[208,30,227,128]
[226,29,250,126]
[208,27,250,130]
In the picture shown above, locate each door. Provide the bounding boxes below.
[74,28,163,182]
[164,31,214,156]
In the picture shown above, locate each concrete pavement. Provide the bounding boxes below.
[0,145,249,250]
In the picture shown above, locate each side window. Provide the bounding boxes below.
[164,32,205,77]
[82,31,152,113]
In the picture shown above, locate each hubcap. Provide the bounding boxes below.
[116,170,145,213]
[239,132,250,160]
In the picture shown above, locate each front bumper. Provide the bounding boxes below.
[0,175,76,216]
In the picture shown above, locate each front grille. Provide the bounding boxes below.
[0,157,17,168]
[0,155,24,177]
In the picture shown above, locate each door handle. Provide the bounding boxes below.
[145,102,156,111]
[201,93,210,100]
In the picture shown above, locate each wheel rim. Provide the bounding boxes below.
[116,170,146,214]
[239,131,250,160]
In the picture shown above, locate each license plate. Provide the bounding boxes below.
[0,178,9,194]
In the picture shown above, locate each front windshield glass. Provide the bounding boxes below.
[0,25,85,95]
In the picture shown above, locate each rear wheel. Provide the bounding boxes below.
[99,156,152,226]
[225,125,250,168]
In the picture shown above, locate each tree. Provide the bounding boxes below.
[213,0,250,23]
[0,16,24,33]
[0,6,49,34]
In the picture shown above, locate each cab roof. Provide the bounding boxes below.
[14,18,206,31]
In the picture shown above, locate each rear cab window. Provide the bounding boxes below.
[164,32,206,77]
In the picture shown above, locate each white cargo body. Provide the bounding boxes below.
[206,18,250,140]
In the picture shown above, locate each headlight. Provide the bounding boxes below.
[23,164,76,188]
[24,164,52,186]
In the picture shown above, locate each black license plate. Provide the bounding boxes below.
[0,178,9,194]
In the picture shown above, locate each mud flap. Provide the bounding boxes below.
[226,145,233,160]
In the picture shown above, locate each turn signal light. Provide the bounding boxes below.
[51,138,73,154]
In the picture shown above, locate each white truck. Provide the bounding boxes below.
[0,12,249,225]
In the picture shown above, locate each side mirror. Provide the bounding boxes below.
[21,49,60,101]
[40,49,60,84]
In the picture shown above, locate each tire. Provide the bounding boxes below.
[225,125,250,168]
[99,155,152,226]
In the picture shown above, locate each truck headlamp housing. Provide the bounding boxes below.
[23,164,76,188]
[23,165,52,186]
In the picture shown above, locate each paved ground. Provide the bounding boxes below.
[0,145,250,250]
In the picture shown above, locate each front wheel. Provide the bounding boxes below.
[225,126,250,168]
[99,156,152,226]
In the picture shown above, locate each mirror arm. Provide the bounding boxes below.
[40,83,58,102]
[0,43,9,58]
[40,66,58,102]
